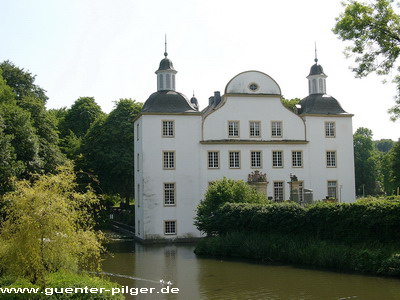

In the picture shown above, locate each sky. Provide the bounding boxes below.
[1,0,399,140]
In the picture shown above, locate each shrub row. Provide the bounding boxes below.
[194,232,400,276]
[204,199,400,244]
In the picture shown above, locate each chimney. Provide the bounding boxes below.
[214,91,221,106]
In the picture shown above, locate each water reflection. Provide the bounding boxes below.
[102,240,400,300]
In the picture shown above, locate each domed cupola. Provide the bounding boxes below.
[190,93,199,111]
[307,51,327,95]
[155,38,177,91]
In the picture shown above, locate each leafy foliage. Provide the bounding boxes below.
[0,163,104,285]
[61,97,104,138]
[353,127,380,195]
[0,61,48,103]
[80,99,142,203]
[281,97,301,112]
[195,231,400,277]
[333,0,400,120]
[197,198,400,244]
[194,177,269,235]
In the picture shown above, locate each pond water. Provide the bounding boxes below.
[102,239,400,300]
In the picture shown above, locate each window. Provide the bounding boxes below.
[274,181,284,202]
[163,151,175,169]
[137,153,140,172]
[136,124,139,141]
[159,74,164,90]
[292,151,302,167]
[164,220,176,235]
[251,151,262,168]
[137,184,140,207]
[162,121,174,137]
[326,151,337,167]
[228,121,239,137]
[327,181,337,199]
[166,74,171,89]
[249,121,261,137]
[271,121,282,137]
[325,122,335,137]
[272,151,283,167]
[208,151,219,169]
[137,220,140,236]
[164,183,175,206]
[229,151,240,168]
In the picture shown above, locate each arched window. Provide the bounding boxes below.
[166,74,171,89]
[159,74,164,90]
[312,79,317,94]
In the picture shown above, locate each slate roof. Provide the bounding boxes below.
[299,94,348,115]
[157,57,175,71]
[308,63,326,76]
[142,90,198,113]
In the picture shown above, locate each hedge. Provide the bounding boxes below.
[203,199,400,244]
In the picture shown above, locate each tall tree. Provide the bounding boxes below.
[61,97,104,138]
[333,0,400,120]
[390,141,400,193]
[80,99,142,204]
[0,60,48,103]
[0,62,64,174]
[353,127,380,195]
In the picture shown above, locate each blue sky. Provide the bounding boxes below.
[1,0,399,140]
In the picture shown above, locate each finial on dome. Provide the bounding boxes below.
[164,34,168,58]
[314,42,318,63]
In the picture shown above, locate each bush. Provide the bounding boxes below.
[0,272,124,299]
[195,232,400,276]
[194,177,269,235]
[199,199,400,244]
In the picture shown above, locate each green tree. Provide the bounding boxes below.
[0,115,23,194]
[61,97,104,138]
[353,127,380,195]
[375,138,395,153]
[390,141,400,193]
[80,99,143,204]
[0,163,103,285]
[333,0,400,120]
[194,177,269,235]
[281,97,301,112]
[0,60,48,103]
[0,63,64,177]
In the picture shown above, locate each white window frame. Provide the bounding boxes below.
[164,183,176,206]
[162,120,175,137]
[163,151,175,169]
[325,122,336,138]
[272,150,283,168]
[273,181,285,202]
[164,220,177,235]
[326,151,337,168]
[271,121,282,138]
[229,151,241,169]
[228,121,240,138]
[327,180,338,199]
[251,151,262,168]
[208,151,220,169]
[292,151,303,168]
[249,121,261,138]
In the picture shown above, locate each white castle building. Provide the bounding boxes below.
[134,49,356,241]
